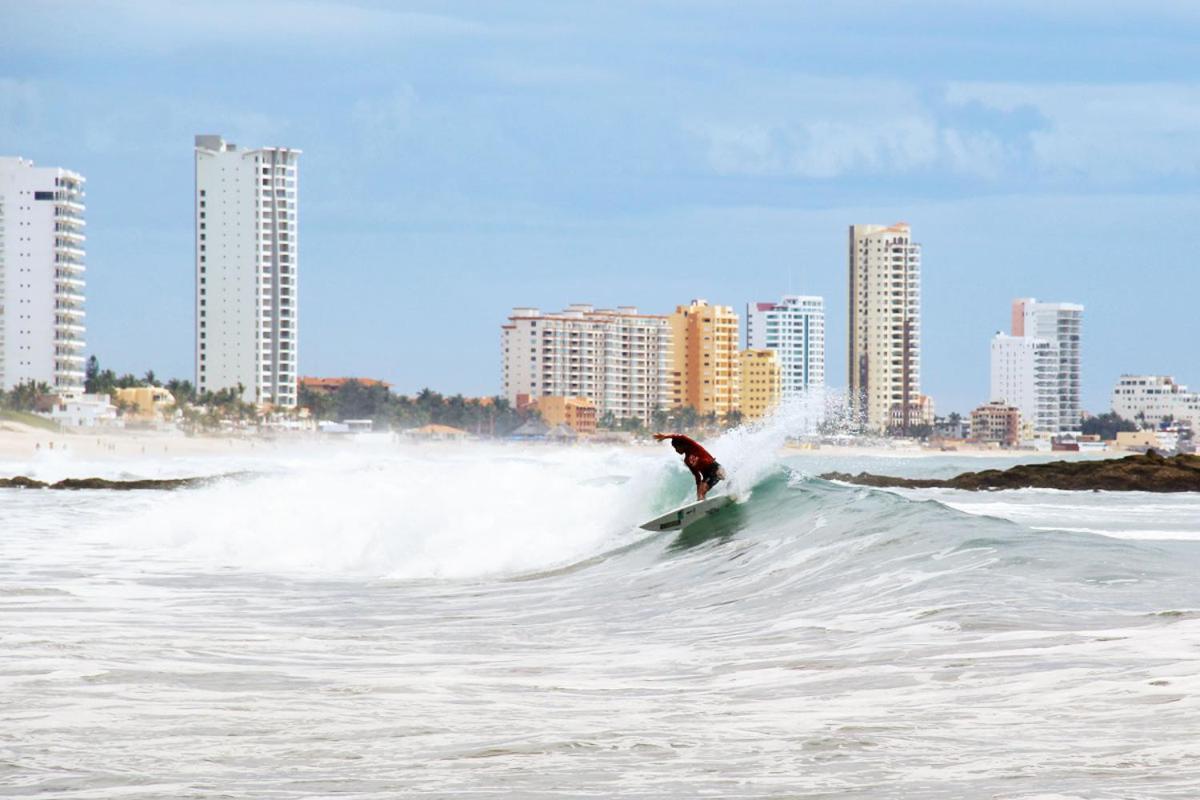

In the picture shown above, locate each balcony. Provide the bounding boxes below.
[54,212,86,228]
[56,305,86,319]
[55,288,86,303]
[55,336,86,350]
[55,259,86,274]
[55,276,86,291]
[55,321,86,335]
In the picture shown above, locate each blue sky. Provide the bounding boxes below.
[3,0,1198,413]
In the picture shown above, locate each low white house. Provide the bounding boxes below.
[47,392,120,428]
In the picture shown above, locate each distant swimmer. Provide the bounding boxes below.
[653,433,726,501]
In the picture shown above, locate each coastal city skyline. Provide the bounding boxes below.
[5,7,1200,797]
[3,2,1199,414]
[6,146,1199,439]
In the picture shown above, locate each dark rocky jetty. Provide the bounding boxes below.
[821,451,1200,493]
[0,473,246,491]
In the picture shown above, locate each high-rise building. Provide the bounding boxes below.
[0,157,87,393]
[990,333,1059,437]
[745,295,825,399]
[194,134,300,408]
[501,305,672,425]
[848,223,921,432]
[669,299,740,416]
[1012,298,1083,433]
[739,349,781,421]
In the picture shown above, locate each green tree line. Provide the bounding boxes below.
[298,382,540,436]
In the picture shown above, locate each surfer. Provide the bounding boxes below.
[653,433,726,500]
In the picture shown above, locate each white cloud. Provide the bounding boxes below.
[689,76,1200,185]
[687,77,1016,180]
[947,82,1200,181]
[697,116,944,178]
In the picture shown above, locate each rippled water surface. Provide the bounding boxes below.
[2,435,1200,798]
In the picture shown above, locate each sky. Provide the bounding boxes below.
[2,0,1198,413]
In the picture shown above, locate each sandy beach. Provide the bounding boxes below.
[0,420,1103,472]
[0,422,278,462]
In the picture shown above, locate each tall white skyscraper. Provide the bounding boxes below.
[746,295,825,399]
[848,223,922,432]
[0,157,87,393]
[1013,298,1083,433]
[195,134,300,408]
[990,333,1059,436]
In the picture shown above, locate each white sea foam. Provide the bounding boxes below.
[912,488,1200,542]
[78,443,671,580]
[5,444,1200,797]
[710,389,831,497]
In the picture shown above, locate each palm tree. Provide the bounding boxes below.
[165,378,196,405]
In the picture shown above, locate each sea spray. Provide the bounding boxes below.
[79,443,669,580]
[710,387,839,496]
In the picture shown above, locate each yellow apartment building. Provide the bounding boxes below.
[669,299,740,416]
[534,396,597,435]
[739,349,781,420]
[114,386,176,420]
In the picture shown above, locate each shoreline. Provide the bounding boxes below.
[0,422,1115,466]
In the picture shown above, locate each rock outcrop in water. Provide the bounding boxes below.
[0,474,238,491]
[821,451,1200,492]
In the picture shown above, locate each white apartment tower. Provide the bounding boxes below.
[0,157,87,393]
[990,333,1059,436]
[195,134,300,408]
[746,295,825,398]
[848,223,922,432]
[1013,298,1083,433]
[502,305,672,425]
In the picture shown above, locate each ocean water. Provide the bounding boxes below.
[2,427,1200,797]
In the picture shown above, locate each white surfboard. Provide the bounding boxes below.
[639,494,734,532]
